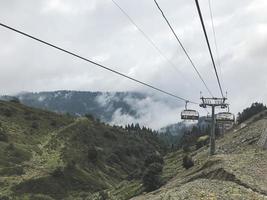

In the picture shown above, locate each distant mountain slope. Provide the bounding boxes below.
[0,100,166,200]
[1,90,182,130]
[14,91,144,121]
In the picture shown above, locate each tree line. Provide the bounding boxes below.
[237,102,266,124]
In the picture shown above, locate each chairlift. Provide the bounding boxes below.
[181,101,199,120]
[216,105,235,122]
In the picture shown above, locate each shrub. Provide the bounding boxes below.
[85,114,95,121]
[50,120,57,127]
[87,147,98,163]
[182,154,194,169]
[99,190,109,200]
[0,166,24,176]
[65,160,76,171]
[144,154,164,167]
[113,146,126,161]
[0,196,10,200]
[128,168,143,180]
[103,131,117,140]
[31,121,39,129]
[196,135,209,149]
[51,167,64,178]
[3,108,12,117]
[0,129,8,142]
[9,98,20,104]
[106,153,120,165]
[182,145,190,153]
[6,143,15,151]
[29,194,55,200]
[142,163,163,192]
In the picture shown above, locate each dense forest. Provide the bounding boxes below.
[237,102,266,124]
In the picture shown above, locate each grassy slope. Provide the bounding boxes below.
[0,100,166,200]
[132,111,267,200]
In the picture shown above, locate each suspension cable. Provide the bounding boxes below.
[0,22,199,104]
[153,0,214,97]
[194,0,224,98]
[208,0,224,90]
[110,0,200,93]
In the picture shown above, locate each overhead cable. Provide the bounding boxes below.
[111,0,200,92]
[0,22,198,104]
[208,0,224,90]
[153,0,214,97]
[194,0,224,98]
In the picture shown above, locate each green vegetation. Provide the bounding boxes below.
[182,154,194,169]
[196,135,209,149]
[3,98,266,200]
[142,154,164,192]
[142,162,163,192]
[0,100,166,199]
[144,154,164,167]
[237,102,266,124]
[132,106,267,200]
[7,91,147,122]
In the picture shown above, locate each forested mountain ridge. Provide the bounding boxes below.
[1,91,144,121]
[0,90,182,130]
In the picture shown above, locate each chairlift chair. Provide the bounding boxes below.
[181,101,199,120]
[216,106,235,122]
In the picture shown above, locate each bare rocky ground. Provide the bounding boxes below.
[131,115,267,200]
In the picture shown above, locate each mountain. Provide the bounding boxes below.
[0,100,167,199]
[1,90,182,130]
[131,111,267,200]
[1,99,267,199]
[12,91,145,121]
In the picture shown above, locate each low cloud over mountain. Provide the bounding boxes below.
[6,90,183,129]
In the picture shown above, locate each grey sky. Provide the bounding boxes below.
[0,0,267,116]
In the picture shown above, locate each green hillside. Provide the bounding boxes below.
[2,99,266,200]
[0,100,166,200]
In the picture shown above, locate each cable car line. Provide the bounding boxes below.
[208,0,224,90]
[194,0,224,98]
[0,22,198,105]
[153,0,214,98]
[111,0,175,69]
[110,0,199,93]
[208,0,220,68]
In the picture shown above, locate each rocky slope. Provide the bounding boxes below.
[131,112,267,200]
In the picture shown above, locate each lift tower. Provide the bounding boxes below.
[200,97,227,155]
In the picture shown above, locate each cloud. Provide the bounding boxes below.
[42,0,98,15]
[0,0,266,120]
[108,93,182,130]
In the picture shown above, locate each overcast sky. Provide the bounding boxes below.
[0,0,267,116]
